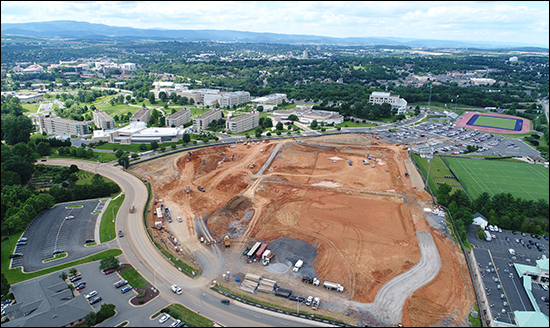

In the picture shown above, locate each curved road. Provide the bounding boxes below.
[45,159,328,327]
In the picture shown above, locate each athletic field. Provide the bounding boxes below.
[471,115,517,129]
[441,157,549,202]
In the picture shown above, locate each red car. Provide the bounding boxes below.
[103,269,115,275]
[76,284,86,290]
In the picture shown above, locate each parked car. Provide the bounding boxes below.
[305,296,313,306]
[75,281,86,288]
[18,237,28,242]
[103,269,115,275]
[505,237,510,242]
[76,284,86,291]
[159,314,170,324]
[85,291,98,299]
[70,275,82,282]
[16,242,27,246]
[9,253,23,258]
[85,239,95,244]
[121,286,133,294]
[89,296,102,305]
[170,320,181,327]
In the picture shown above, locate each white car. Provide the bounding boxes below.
[159,314,170,324]
[85,290,98,299]
[170,319,181,327]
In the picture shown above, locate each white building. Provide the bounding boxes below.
[93,121,182,144]
[225,111,259,133]
[92,109,116,130]
[369,91,408,115]
[193,109,223,131]
[121,62,136,71]
[252,93,287,106]
[272,105,344,125]
[219,91,251,108]
[166,108,191,127]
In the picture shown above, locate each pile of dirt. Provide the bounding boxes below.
[207,195,253,238]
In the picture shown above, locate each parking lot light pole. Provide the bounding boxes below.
[112,206,117,223]
[154,266,161,288]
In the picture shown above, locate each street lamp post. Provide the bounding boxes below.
[112,206,118,223]
[154,266,161,288]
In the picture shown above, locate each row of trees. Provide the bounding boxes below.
[437,183,549,240]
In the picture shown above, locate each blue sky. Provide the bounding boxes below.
[1,1,548,47]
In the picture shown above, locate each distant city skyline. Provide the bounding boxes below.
[1,1,548,47]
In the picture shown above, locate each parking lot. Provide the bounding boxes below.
[11,199,112,272]
[467,225,549,324]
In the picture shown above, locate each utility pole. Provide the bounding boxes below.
[428,84,432,111]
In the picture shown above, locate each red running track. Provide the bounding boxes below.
[454,111,530,134]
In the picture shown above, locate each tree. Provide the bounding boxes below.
[69,268,78,276]
[288,114,299,121]
[183,134,191,143]
[117,155,129,169]
[1,272,10,298]
[115,149,125,158]
[257,105,264,112]
[276,122,284,130]
[150,140,159,150]
[36,141,51,156]
[476,226,486,240]
[149,93,156,104]
[436,183,452,206]
[99,255,119,271]
[310,119,318,128]
[59,271,68,281]
[1,115,34,145]
[96,303,116,323]
[86,312,97,326]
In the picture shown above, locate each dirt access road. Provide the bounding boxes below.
[130,134,475,326]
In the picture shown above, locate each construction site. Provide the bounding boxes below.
[130,134,476,327]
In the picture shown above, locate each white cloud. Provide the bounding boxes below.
[1,1,548,46]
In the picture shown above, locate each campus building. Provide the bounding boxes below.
[38,114,91,136]
[92,109,116,130]
[369,91,408,115]
[130,106,151,123]
[225,111,259,133]
[193,109,222,131]
[251,93,287,106]
[219,91,251,108]
[272,105,344,125]
[166,107,191,127]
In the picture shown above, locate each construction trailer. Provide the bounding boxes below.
[247,242,262,258]
[255,243,268,260]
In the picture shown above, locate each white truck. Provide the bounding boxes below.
[484,230,492,241]
[171,284,182,295]
[293,259,303,272]
[262,250,275,265]
[311,297,320,310]
[323,281,344,292]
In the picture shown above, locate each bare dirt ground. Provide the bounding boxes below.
[130,134,475,326]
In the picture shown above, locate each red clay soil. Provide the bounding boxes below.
[130,134,475,326]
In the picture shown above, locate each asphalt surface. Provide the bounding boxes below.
[44,159,330,327]
[466,225,550,324]
[12,200,113,272]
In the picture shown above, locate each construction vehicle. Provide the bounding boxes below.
[186,186,190,194]
[224,236,230,247]
[293,259,303,272]
[262,251,275,265]
[323,281,344,292]
[249,163,255,169]
[311,297,320,310]
[243,246,251,256]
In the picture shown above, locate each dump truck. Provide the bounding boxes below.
[171,284,182,295]
[255,243,268,260]
[293,259,303,272]
[311,297,320,310]
[323,281,344,292]
[262,250,274,265]
[224,236,230,248]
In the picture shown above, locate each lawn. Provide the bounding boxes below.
[472,115,518,129]
[412,153,465,195]
[21,102,40,113]
[441,156,549,202]
[100,194,125,243]
[160,304,214,327]
[337,121,378,128]
[119,268,149,288]
[1,230,122,284]
[75,170,112,186]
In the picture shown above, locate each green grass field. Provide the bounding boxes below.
[100,194,125,243]
[441,157,549,202]
[472,115,518,129]
[412,154,464,194]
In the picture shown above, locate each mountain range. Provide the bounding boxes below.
[1,20,548,50]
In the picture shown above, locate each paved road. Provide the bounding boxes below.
[358,231,442,325]
[45,159,329,327]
